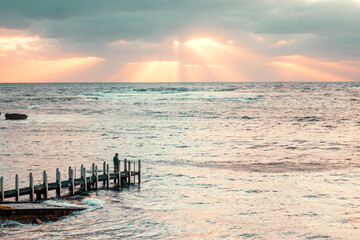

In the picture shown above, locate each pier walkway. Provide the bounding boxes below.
[0,159,141,202]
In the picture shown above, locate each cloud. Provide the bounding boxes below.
[0,0,359,82]
[1,1,359,53]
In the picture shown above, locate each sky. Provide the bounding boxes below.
[0,0,360,83]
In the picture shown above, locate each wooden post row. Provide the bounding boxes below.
[0,161,142,202]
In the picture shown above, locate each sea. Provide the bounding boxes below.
[0,82,360,239]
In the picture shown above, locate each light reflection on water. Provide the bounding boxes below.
[1,82,360,239]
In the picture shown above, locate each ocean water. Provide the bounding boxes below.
[0,82,360,239]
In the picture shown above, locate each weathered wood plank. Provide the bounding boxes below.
[95,165,98,190]
[83,167,87,191]
[117,161,121,188]
[70,169,75,196]
[106,164,110,189]
[43,170,48,200]
[128,161,131,184]
[1,176,4,202]
[15,175,20,202]
[103,162,106,186]
[138,159,141,184]
[56,168,62,197]
[30,173,34,201]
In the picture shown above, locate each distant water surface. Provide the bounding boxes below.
[0,82,360,239]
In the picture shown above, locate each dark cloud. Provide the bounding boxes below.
[251,1,360,35]
[1,0,359,59]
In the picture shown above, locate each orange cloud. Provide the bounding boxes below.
[0,36,40,52]
[106,37,360,82]
[116,40,128,45]
[271,55,360,82]
[0,28,104,82]
[0,57,104,83]
[276,39,294,47]
[2,28,358,83]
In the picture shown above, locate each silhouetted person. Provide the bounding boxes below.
[113,153,119,173]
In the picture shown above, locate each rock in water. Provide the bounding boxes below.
[5,113,28,120]
[34,219,42,224]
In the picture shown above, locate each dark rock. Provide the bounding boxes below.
[34,219,42,224]
[5,113,28,120]
[241,116,254,119]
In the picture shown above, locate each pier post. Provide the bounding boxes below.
[56,168,62,197]
[43,170,48,200]
[70,169,75,196]
[106,164,110,189]
[133,161,136,183]
[128,161,131,184]
[36,189,41,200]
[15,174,19,202]
[83,167,87,191]
[103,162,106,186]
[1,176,4,202]
[117,161,121,188]
[124,159,127,183]
[30,172,34,201]
[69,167,71,180]
[95,165,98,190]
[92,163,95,188]
[138,159,141,184]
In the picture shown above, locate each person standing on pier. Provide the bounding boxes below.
[113,153,119,173]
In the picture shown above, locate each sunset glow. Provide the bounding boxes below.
[0,36,40,52]
[108,61,180,82]
[1,30,359,83]
[0,57,104,83]
[0,0,359,83]
[271,55,360,82]
[104,37,360,83]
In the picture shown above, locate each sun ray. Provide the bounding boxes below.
[108,61,180,82]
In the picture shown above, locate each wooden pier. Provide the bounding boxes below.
[0,159,141,202]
